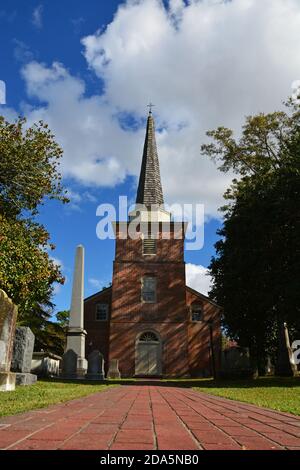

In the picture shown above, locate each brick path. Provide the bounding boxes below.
[1,385,300,450]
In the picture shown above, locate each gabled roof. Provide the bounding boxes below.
[186,285,222,309]
[84,285,112,302]
[84,284,222,310]
[136,111,164,207]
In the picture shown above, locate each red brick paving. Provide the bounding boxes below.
[0,385,300,450]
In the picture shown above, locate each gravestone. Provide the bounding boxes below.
[31,352,61,377]
[61,349,78,378]
[220,346,254,379]
[0,290,17,391]
[11,327,37,385]
[86,350,104,380]
[107,358,121,379]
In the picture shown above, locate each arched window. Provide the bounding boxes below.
[139,331,159,342]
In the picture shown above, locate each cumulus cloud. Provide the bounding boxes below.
[12,39,34,63]
[32,5,43,29]
[186,263,212,295]
[65,187,98,211]
[10,0,300,218]
[20,61,139,187]
[88,278,104,290]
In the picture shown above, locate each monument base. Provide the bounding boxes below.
[85,373,104,380]
[15,373,37,386]
[77,357,88,377]
[0,372,16,392]
[107,359,121,379]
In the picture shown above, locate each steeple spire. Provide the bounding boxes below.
[136,110,164,207]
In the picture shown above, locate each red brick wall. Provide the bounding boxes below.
[83,222,222,378]
[109,222,190,377]
[84,288,111,375]
[186,288,222,377]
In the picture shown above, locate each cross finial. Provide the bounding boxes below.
[147,102,155,114]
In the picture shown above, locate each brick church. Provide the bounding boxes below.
[84,110,222,378]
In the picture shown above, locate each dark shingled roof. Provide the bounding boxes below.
[136,112,164,207]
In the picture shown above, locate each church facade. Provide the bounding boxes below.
[84,111,222,378]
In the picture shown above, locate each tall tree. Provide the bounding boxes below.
[201,101,300,372]
[0,116,69,350]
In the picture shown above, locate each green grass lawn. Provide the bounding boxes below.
[0,380,116,417]
[192,376,300,416]
[1,377,300,419]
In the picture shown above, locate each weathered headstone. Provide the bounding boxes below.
[107,358,121,379]
[11,327,37,385]
[220,346,254,379]
[0,290,17,391]
[61,349,78,378]
[86,350,104,380]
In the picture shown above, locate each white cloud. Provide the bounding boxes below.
[50,256,64,270]
[186,263,212,296]
[65,187,98,211]
[8,0,300,219]
[88,278,104,290]
[52,282,62,295]
[0,80,6,105]
[32,5,43,29]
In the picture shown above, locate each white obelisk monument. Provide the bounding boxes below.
[66,245,87,376]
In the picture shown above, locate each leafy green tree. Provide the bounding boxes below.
[0,116,69,352]
[34,320,66,357]
[0,117,67,217]
[202,101,300,372]
[56,310,70,328]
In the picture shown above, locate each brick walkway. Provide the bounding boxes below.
[1,385,300,450]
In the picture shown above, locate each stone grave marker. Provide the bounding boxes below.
[86,350,104,380]
[0,290,17,391]
[11,327,37,385]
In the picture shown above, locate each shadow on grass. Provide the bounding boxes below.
[47,376,300,389]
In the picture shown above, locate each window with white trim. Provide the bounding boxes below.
[141,276,156,303]
[95,303,109,321]
[191,305,203,322]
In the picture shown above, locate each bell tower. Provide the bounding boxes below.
[108,110,189,377]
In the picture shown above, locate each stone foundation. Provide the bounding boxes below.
[15,372,37,386]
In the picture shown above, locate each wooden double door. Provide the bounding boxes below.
[135,332,161,376]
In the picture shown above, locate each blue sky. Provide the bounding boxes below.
[0,0,298,316]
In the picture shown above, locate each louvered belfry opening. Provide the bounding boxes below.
[142,237,156,255]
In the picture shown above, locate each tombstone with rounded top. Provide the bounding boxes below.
[61,349,78,378]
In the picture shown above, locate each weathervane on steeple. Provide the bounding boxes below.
[147,102,155,114]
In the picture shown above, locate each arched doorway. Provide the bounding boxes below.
[135,331,162,376]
